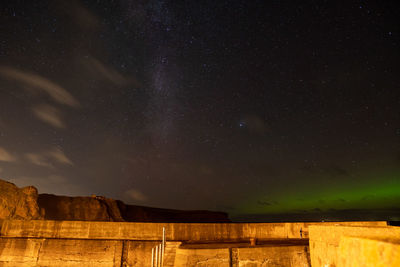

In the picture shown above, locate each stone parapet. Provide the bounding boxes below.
[0,220,393,266]
[0,220,386,241]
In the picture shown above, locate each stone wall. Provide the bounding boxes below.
[174,248,230,267]
[0,220,386,241]
[236,246,311,267]
[167,244,312,266]
[0,220,390,266]
[0,237,161,267]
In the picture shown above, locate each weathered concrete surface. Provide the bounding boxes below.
[163,242,182,267]
[338,236,400,267]
[0,179,42,220]
[0,236,312,266]
[0,220,392,266]
[0,238,179,267]
[0,238,43,266]
[37,239,123,267]
[174,248,230,267]
[0,220,386,241]
[0,238,123,267]
[237,246,311,267]
[122,241,160,267]
[172,244,311,266]
[309,225,400,267]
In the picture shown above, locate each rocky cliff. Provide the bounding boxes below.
[37,194,125,221]
[0,179,43,220]
[117,201,230,222]
[38,194,230,222]
[0,179,229,222]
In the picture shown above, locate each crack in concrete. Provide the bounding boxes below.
[35,239,44,264]
[196,257,229,265]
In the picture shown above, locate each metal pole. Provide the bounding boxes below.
[162,227,165,266]
[158,244,162,267]
[151,247,154,267]
[155,245,158,267]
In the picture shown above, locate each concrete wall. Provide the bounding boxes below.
[338,236,400,267]
[309,225,400,267]
[174,248,230,267]
[0,220,386,241]
[237,246,311,267]
[0,238,43,266]
[123,241,160,267]
[0,238,161,267]
[0,220,390,266]
[173,245,312,267]
[0,238,123,267]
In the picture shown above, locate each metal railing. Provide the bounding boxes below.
[151,227,166,267]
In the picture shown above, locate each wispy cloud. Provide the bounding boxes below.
[0,147,17,162]
[82,57,136,86]
[48,148,73,165]
[32,104,65,128]
[124,188,147,202]
[24,153,53,168]
[24,148,73,168]
[0,66,79,107]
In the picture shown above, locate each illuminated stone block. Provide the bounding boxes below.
[338,236,400,267]
[309,225,400,267]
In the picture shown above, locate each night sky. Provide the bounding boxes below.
[0,0,399,220]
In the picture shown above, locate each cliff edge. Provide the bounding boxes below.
[0,179,43,220]
[38,193,230,222]
[0,179,229,222]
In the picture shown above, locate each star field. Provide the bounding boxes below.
[0,0,399,221]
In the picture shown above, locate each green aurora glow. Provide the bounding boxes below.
[233,170,400,215]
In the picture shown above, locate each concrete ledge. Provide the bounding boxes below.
[0,220,386,241]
